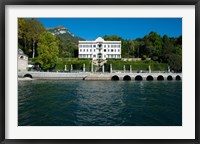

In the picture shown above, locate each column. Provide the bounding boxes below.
[64,65,67,71]
[70,64,73,71]
[102,64,104,73]
[110,64,112,73]
[123,65,126,73]
[130,65,132,73]
[168,65,170,73]
[149,65,151,73]
[83,63,85,72]
[91,63,93,73]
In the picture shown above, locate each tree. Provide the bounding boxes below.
[143,32,163,61]
[26,19,45,58]
[37,32,59,70]
[56,36,79,58]
[161,35,182,72]
[18,18,29,54]
[18,18,45,58]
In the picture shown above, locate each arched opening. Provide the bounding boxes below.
[176,75,181,80]
[167,75,173,80]
[157,75,164,81]
[23,74,32,78]
[135,75,143,81]
[111,75,119,81]
[146,75,154,81]
[97,53,102,59]
[123,75,131,81]
[20,55,24,59]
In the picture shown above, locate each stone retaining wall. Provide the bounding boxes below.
[18,71,182,81]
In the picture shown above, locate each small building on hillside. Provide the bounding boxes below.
[78,37,121,60]
[18,49,28,71]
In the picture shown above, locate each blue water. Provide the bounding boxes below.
[18,80,182,126]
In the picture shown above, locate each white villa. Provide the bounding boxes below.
[78,37,121,60]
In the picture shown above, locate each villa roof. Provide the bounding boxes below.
[95,37,105,42]
[18,49,28,57]
[79,37,121,43]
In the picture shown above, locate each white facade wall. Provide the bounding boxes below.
[78,37,121,60]
[18,54,28,71]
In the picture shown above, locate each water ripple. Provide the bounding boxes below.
[18,80,182,126]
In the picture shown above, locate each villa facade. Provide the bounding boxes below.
[78,37,121,60]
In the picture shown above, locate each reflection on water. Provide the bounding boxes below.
[18,80,182,126]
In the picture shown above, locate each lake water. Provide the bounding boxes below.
[18,80,182,126]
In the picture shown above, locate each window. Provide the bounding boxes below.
[104,45,106,48]
[108,45,110,48]
[83,49,85,52]
[94,49,95,52]
[118,49,120,52]
[87,49,88,52]
[104,49,106,52]
[93,45,96,48]
[111,49,113,52]
[93,55,96,58]
[80,49,82,52]
[90,49,92,52]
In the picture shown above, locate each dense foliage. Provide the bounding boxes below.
[105,59,168,72]
[18,18,46,58]
[55,58,92,71]
[103,33,182,72]
[37,32,59,70]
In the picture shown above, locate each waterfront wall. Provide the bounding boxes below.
[18,71,88,79]
[18,71,182,81]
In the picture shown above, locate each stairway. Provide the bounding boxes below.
[92,59,107,66]
[92,59,107,72]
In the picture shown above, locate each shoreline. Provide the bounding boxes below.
[18,77,34,81]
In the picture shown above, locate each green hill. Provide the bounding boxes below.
[47,26,85,44]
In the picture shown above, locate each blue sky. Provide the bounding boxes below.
[37,18,182,40]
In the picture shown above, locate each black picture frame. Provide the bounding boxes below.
[0,0,199,143]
